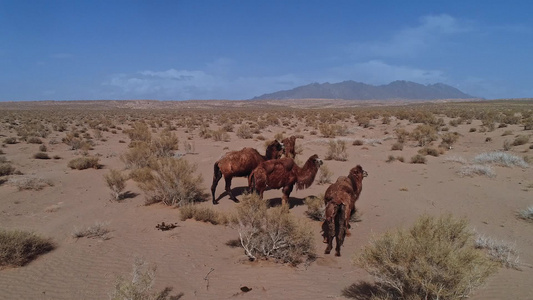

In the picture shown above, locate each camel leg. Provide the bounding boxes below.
[281,185,293,207]
[325,237,333,255]
[224,176,238,202]
[211,164,223,204]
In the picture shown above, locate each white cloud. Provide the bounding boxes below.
[325,60,446,85]
[104,67,305,100]
[348,14,472,58]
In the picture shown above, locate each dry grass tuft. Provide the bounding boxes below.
[8,176,54,191]
[304,196,325,221]
[474,235,520,269]
[517,206,533,222]
[179,204,231,225]
[104,169,127,201]
[355,214,497,300]
[67,156,100,170]
[325,140,348,161]
[235,193,315,265]
[457,164,496,178]
[0,229,55,268]
[73,221,111,240]
[316,164,333,185]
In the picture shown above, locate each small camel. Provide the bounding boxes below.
[281,136,297,159]
[211,140,284,204]
[248,154,323,206]
[322,165,368,256]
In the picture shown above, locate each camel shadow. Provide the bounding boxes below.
[215,186,249,203]
[267,197,306,209]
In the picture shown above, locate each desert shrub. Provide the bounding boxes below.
[411,125,438,146]
[503,140,512,151]
[316,164,333,185]
[355,214,497,300]
[0,229,55,268]
[27,137,43,144]
[512,135,530,146]
[8,177,54,191]
[0,163,16,176]
[396,156,405,163]
[121,142,153,169]
[128,167,154,183]
[104,169,127,201]
[319,124,337,138]
[473,151,529,168]
[502,130,513,136]
[235,193,315,265]
[67,157,100,170]
[179,204,230,225]
[517,206,533,222]
[139,157,208,206]
[410,154,427,164]
[39,144,47,152]
[391,142,403,151]
[444,155,467,164]
[475,235,520,269]
[150,130,179,157]
[469,127,477,132]
[73,221,111,240]
[386,155,396,163]
[33,152,50,159]
[394,128,410,143]
[304,196,325,221]
[110,257,182,300]
[125,122,151,144]
[457,164,496,178]
[212,129,230,142]
[4,137,17,144]
[352,139,364,146]
[417,147,440,157]
[440,132,460,148]
[325,140,348,161]
[236,124,254,139]
[524,117,533,130]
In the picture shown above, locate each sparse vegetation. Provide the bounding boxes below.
[517,206,533,222]
[139,157,208,206]
[316,164,333,185]
[235,193,315,265]
[304,196,325,221]
[104,169,127,201]
[179,204,230,225]
[8,176,54,191]
[473,151,529,168]
[67,156,100,170]
[73,221,111,240]
[325,139,348,161]
[410,154,427,164]
[0,229,55,268]
[354,214,497,300]
[475,235,520,269]
[458,164,496,178]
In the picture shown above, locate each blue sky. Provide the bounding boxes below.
[1,0,532,101]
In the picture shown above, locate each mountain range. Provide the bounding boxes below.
[251,80,476,101]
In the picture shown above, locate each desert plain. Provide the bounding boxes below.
[0,99,532,299]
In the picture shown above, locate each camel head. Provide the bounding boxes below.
[266,140,285,159]
[350,165,368,179]
[309,154,323,168]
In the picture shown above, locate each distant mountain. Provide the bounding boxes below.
[251,80,475,100]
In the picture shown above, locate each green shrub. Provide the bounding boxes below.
[354,215,497,300]
[139,157,208,206]
[67,157,100,170]
[0,229,55,268]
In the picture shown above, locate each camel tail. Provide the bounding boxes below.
[336,203,347,243]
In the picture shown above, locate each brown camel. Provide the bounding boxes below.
[322,165,368,256]
[211,140,284,204]
[248,154,323,206]
[281,136,297,159]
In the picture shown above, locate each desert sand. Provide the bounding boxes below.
[0,100,532,299]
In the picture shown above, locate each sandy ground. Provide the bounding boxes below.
[1,104,532,299]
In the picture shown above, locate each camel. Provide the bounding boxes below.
[281,136,297,159]
[211,140,284,204]
[322,165,368,256]
[248,154,323,206]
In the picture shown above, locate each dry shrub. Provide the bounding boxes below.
[67,157,100,170]
[104,169,127,201]
[353,139,364,146]
[121,142,153,169]
[128,167,154,183]
[410,154,426,164]
[512,135,529,146]
[316,164,333,185]
[33,152,50,159]
[212,129,230,142]
[411,125,438,146]
[355,214,497,300]
[319,124,338,138]
[27,137,43,144]
[417,147,440,157]
[394,128,410,144]
[125,122,152,144]
[304,196,325,221]
[475,235,520,269]
[0,163,17,176]
[110,257,182,300]
[0,229,55,268]
[517,206,533,222]
[3,137,17,144]
[235,193,315,265]
[236,124,254,139]
[8,176,54,191]
[139,157,208,206]
[391,142,403,151]
[458,164,496,178]
[179,204,231,225]
[440,132,460,148]
[150,130,179,157]
[325,140,348,161]
[73,221,111,240]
